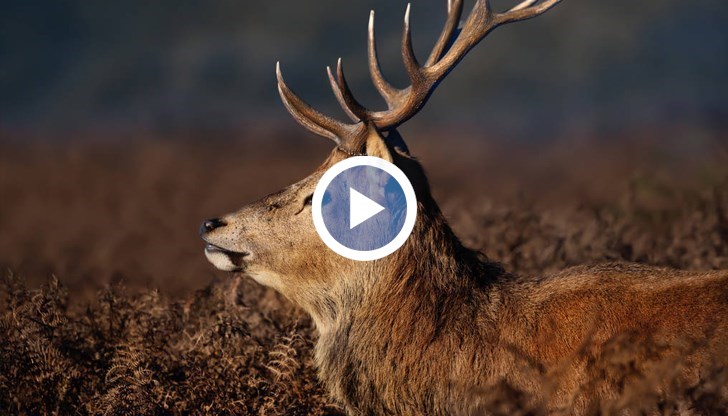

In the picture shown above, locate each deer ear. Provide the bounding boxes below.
[365,129,394,162]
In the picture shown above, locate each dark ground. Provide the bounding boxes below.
[1,129,727,414]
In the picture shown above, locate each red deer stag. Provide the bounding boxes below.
[200,0,728,413]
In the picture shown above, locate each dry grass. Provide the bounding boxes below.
[1,273,339,415]
[1,134,727,414]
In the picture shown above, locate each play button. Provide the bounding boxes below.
[312,156,417,261]
[349,188,385,229]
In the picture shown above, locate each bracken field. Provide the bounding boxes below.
[1,129,727,415]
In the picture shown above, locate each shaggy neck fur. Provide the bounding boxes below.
[314,189,508,414]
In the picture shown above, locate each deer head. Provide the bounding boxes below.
[200,0,561,329]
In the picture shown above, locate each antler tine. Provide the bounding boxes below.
[495,0,562,25]
[326,65,356,122]
[509,0,539,12]
[367,11,400,109]
[426,0,464,67]
[427,0,562,78]
[326,58,368,122]
[401,4,422,82]
[276,62,353,145]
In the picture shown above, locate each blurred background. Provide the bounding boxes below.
[1,0,727,296]
[2,0,727,137]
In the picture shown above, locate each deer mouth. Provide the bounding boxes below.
[204,243,250,272]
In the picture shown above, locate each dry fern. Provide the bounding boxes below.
[1,152,726,415]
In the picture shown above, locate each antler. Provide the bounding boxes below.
[277,0,562,151]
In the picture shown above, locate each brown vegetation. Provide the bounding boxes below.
[1,134,727,414]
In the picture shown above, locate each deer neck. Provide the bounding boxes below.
[313,201,504,412]
[315,199,498,337]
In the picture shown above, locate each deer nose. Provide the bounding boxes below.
[200,218,226,235]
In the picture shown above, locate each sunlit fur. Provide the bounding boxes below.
[202,129,728,414]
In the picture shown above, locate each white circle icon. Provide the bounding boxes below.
[312,156,417,261]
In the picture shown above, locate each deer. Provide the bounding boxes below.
[200,0,728,414]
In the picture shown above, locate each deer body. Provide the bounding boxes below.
[204,147,728,413]
[200,1,728,413]
[309,174,728,414]
[316,251,728,414]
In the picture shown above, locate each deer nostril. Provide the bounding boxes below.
[200,218,226,235]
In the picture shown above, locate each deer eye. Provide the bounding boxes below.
[302,191,332,208]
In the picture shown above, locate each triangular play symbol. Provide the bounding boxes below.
[349,188,385,229]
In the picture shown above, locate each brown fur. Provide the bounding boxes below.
[201,129,728,415]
